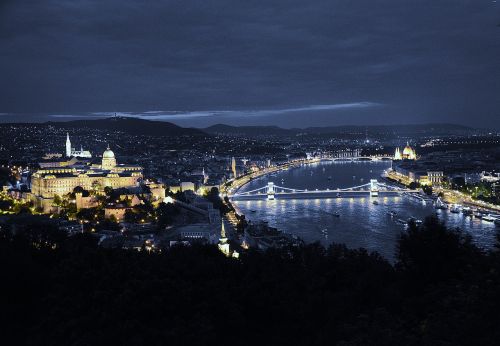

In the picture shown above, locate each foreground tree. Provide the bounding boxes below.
[1,216,500,345]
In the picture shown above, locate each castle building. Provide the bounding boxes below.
[66,133,92,158]
[30,145,143,213]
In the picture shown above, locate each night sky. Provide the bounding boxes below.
[1,0,499,128]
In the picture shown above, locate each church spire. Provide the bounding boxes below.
[221,218,226,238]
[65,132,72,157]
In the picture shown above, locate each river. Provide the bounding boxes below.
[233,161,498,259]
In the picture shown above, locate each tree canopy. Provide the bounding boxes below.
[1,217,500,345]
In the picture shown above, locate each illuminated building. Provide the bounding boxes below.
[393,142,416,160]
[30,146,143,213]
[66,133,92,158]
[394,147,402,160]
[101,145,117,170]
[218,220,231,256]
[427,171,444,186]
[402,142,417,160]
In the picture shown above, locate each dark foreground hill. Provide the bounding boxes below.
[2,217,500,346]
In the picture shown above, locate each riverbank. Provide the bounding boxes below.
[385,169,500,213]
[232,161,498,258]
[437,188,500,213]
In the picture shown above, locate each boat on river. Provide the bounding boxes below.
[434,197,448,210]
[482,214,497,222]
[395,218,407,225]
[462,207,473,216]
[408,217,423,226]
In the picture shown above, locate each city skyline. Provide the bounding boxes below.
[1,2,500,344]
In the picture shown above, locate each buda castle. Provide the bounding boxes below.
[30,137,143,212]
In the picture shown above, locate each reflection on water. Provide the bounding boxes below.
[234,161,497,260]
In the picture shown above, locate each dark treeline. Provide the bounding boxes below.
[2,218,500,345]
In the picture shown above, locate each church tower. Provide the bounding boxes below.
[394,147,402,160]
[66,133,72,157]
[231,157,237,178]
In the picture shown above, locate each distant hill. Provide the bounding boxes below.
[45,117,206,137]
[204,124,293,136]
[203,123,473,136]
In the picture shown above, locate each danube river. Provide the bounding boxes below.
[233,161,497,259]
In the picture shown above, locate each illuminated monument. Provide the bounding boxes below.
[66,133,92,158]
[394,142,416,160]
[30,145,143,212]
[394,147,402,160]
[231,157,237,178]
[101,145,117,170]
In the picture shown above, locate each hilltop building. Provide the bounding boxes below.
[66,133,92,158]
[30,144,143,213]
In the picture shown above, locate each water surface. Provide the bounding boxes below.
[234,161,497,259]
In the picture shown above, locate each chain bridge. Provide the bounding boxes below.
[230,179,419,200]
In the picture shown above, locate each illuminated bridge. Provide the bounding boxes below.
[322,155,393,162]
[230,180,419,200]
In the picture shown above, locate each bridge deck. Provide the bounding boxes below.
[230,190,419,200]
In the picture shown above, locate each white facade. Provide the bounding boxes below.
[65,133,92,158]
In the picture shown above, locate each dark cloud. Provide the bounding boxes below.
[0,0,499,127]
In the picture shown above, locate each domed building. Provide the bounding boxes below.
[101,145,117,170]
[30,143,143,213]
[402,142,416,160]
[394,142,416,160]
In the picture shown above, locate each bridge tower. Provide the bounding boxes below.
[370,179,379,197]
[267,182,275,200]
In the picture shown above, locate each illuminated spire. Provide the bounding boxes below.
[218,219,230,256]
[221,219,226,238]
[231,157,237,178]
[394,147,402,160]
[65,132,71,157]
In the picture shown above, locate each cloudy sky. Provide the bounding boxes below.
[0,0,499,128]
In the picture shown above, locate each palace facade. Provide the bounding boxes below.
[30,145,143,212]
